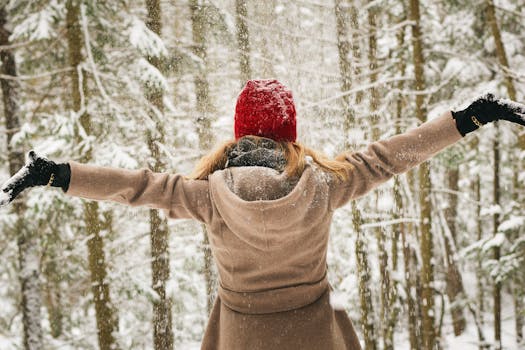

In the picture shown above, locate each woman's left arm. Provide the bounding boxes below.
[329,112,461,209]
[329,94,525,209]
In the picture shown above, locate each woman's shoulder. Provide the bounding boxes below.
[306,157,341,185]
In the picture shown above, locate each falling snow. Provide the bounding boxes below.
[0,1,524,349]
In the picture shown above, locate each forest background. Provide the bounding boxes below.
[0,0,524,349]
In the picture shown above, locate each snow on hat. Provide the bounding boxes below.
[234,79,297,142]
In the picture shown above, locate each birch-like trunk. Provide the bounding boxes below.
[145,1,174,349]
[485,2,524,345]
[0,7,44,349]
[66,2,119,349]
[492,123,502,350]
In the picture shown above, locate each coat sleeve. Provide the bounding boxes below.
[330,111,463,209]
[65,161,213,223]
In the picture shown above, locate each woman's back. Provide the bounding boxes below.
[207,162,334,307]
[203,162,362,350]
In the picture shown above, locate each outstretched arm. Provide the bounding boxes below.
[66,161,212,222]
[330,95,525,209]
[1,154,213,223]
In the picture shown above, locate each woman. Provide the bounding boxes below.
[1,79,524,349]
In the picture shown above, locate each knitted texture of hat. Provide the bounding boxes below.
[234,79,297,142]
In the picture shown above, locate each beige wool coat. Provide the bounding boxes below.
[66,112,463,349]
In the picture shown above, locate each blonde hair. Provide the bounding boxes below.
[190,136,353,180]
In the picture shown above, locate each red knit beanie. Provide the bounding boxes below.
[234,79,297,142]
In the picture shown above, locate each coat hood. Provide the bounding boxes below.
[208,163,331,251]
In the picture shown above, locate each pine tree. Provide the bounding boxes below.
[144,1,174,348]
[408,0,435,348]
[189,0,216,315]
[66,1,119,349]
[0,5,44,350]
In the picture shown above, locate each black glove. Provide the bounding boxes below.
[452,93,525,136]
[0,151,71,206]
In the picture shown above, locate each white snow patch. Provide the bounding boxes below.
[128,17,167,58]
[346,128,366,147]
[499,97,525,122]
[1,162,29,191]
[166,279,180,298]
[329,291,347,310]
[520,151,525,162]
[480,204,501,216]
[305,155,313,164]
[9,122,35,147]
[34,138,68,156]
[98,144,138,169]
[299,7,313,16]
[482,233,506,252]
[0,335,15,349]
[0,189,11,206]
[498,216,524,232]
[377,193,394,212]
[136,58,168,92]
[11,9,54,41]
[20,251,40,280]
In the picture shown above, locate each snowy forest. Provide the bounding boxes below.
[0,0,524,349]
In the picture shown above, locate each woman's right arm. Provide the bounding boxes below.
[66,161,213,222]
[1,154,213,223]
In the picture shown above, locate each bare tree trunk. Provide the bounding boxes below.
[485,0,516,102]
[66,2,119,349]
[367,4,394,349]
[443,167,466,336]
[403,223,420,350]
[408,0,435,348]
[0,7,44,350]
[443,236,467,337]
[492,124,502,350]
[349,6,363,105]
[353,203,378,350]
[393,21,418,350]
[335,0,354,127]
[189,0,216,315]
[144,1,174,349]
[335,3,376,348]
[485,2,524,345]
[43,250,63,338]
[514,289,524,345]
[235,0,251,86]
[376,224,393,350]
[475,182,488,350]
[445,169,459,245]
